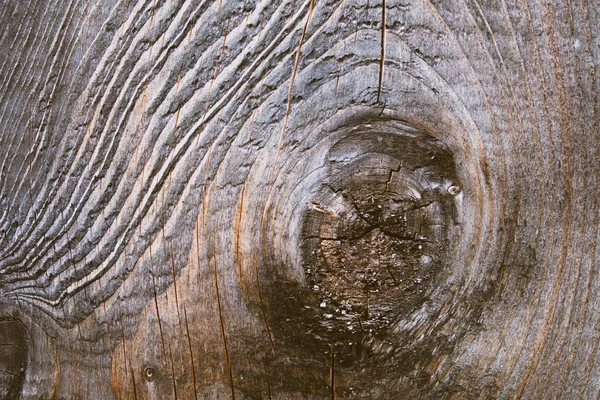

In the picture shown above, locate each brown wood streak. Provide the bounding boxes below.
[213,238,235,400]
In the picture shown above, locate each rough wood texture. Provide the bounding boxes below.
[0,0,598,398]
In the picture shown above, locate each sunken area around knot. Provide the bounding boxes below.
[262,118,464,396]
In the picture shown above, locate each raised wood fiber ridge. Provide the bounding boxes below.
[0,0,598,398]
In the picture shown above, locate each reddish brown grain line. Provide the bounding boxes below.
[130,358,138,400]
[267,0,315,185]
[253,246,276,357]
[201,142,215,227]
[174,66,183,131]
[195,214,202,271]
[334,67,341,98]
[183,306,199,400]
[213,238,235,399]
[151,270,167,365]
[169,239,181,322]
[119,309,128,377]
[150,0,157,28]
[377,0,386,102]
[158,188,165,240]
[173,106,182,131]
[168,339,179,399]
[261,357,272,400]
[234,183,246,282]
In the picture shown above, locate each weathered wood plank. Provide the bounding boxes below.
[0,0,598,398]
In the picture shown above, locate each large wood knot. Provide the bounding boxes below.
[302,120,459,341]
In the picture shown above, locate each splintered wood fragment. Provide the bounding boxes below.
[174,106,181,131]
[311,202,335,216]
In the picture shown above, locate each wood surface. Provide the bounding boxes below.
[0,0,598,398]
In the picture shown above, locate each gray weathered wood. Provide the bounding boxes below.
[0,0,598,398]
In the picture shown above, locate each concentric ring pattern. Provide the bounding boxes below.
[0,0,598,398]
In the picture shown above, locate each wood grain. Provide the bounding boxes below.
[0,0,598,398]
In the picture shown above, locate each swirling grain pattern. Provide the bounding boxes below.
[0,0,598,398]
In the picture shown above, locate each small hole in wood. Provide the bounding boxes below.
[143,366,155,382]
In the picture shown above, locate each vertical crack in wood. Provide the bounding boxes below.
[253,246,276,358]
[168,339,178,399]
[213,238,235,400]
[235,184,246,284]
[261,356,272,400]
[130,358,138,400]
[119,306,128,378]
[169,239,181,323]
[268,0,315,186]
[151,270,167,366]
[377,0,386,102]
[183,305,198,400]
